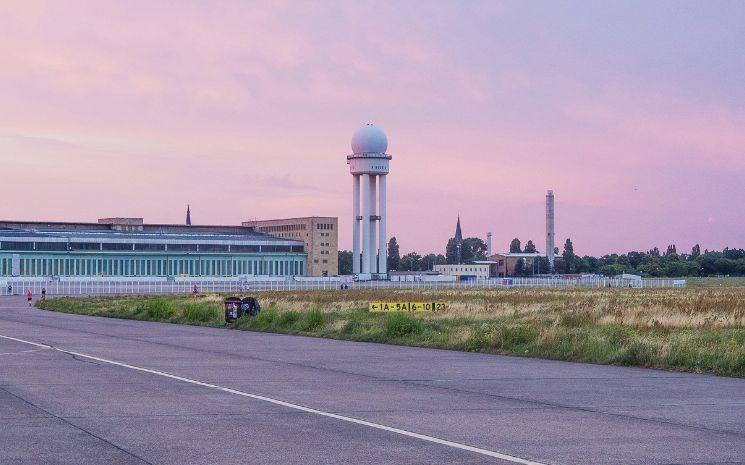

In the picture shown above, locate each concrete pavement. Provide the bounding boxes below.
[1,296,743,465]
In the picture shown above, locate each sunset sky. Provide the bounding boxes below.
[1,1,743,256]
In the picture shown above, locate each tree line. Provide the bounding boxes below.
[338,237,745,277]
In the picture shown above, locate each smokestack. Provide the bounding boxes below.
[546,190,555,272]
[487,232,492,257]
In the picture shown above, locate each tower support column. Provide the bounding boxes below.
[361,173,371,274]
[369,175,377,274]
[352,175,360,274]
[378,174,387,275]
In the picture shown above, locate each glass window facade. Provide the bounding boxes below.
[0,236,306,278]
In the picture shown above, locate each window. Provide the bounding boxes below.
[168,244,198,252]
[200,244,229,252]
[135,243,166,251]
[35,242,68,251]
[0,241,33,251]
[70,242,100,251]
[102,243,134,251]
[231,244,259,252]
[261,245,291,253]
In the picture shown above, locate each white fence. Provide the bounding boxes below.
[0,277,684,297]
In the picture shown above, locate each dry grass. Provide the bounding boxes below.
[257,287,745,329]
[38,286,745,377]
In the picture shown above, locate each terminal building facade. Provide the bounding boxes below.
[242,217,338,277]
[0,218,307,278]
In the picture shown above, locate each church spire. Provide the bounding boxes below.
[186,204,192,226]
[455,215,463,265]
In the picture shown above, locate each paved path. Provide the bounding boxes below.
[1,296,743,465]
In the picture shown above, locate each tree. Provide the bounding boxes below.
[562,238,575,273]
[399,252,422,271]
[387,237,400,271]
[509,238,522,253]
[421,253,446,271]
[524,240,536,253]
[535,256,550,274]
[445,238,459,264]
[723,247,745,260]
[690,244,701,259]
[463,237,488,261]
[338,250,352,275]
[627,251,645,268]
[581,255,600,274]
[665,244,677,257]
[446,237,487,263]
[514,258,525,276]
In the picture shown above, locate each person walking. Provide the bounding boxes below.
[26,290,33,307]
[41,287,46,301]
[6,284,11,295]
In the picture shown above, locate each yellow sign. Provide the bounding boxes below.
[368,302,445,312]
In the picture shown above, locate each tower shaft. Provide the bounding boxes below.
[546,190,555,272]
[361,173,371,274]
[352,175,361,274]
[378,174,387,274]
[369,175,377,273]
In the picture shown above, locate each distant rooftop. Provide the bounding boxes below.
[0,218,303,244]
[489,253,546,258]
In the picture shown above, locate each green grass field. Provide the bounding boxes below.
[38,285,745,377]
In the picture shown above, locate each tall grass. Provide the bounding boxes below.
[37,286,745,376]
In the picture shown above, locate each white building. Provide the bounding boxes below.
[433,264,491,279]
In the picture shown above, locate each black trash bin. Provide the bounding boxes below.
[241,297,261,317]
[224,297,242,323]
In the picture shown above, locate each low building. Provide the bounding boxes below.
[242,217,338,277]
[488,253,545,277]
[0,218,306,278]
[433,264,491,280]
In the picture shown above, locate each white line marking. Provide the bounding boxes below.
[0,333,547,465]
[0,347,49,356]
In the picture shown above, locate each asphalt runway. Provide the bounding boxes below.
[1,296,743,465]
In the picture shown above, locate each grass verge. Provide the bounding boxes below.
[37,287,745,377]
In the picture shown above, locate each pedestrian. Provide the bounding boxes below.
[192,284,198,298]
[6,284,11,295]
[41,287,46,301]
[26,290,32,307]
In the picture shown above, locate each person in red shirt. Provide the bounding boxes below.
[26,290,33,307]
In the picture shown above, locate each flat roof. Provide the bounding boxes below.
[0,220,264,233]
[0,227,302,245]
[244,216,337,223]
[434,263,491,267]
[490,253,546,257]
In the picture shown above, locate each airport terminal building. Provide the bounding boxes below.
[0,218,307,278]
[242,217,338,277]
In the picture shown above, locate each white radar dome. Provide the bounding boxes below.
[351,123,388,154]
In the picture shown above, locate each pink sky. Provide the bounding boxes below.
[1,1,744,256]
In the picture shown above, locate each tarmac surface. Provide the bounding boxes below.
[1,296,743,465]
